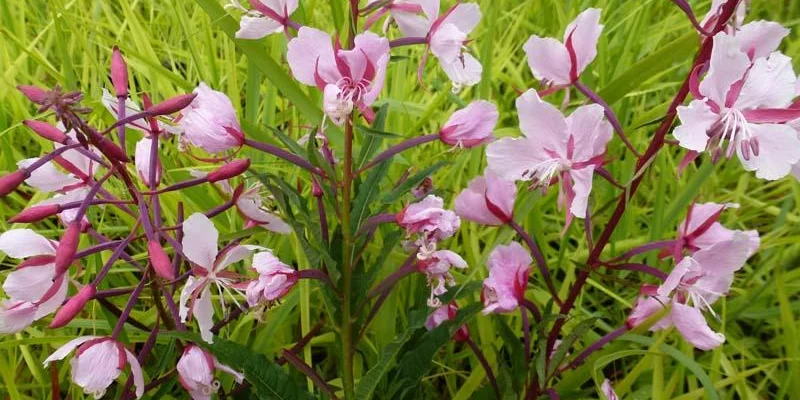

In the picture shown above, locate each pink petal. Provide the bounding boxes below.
[736,52,797,110]
[566,104,612,161]
[567,167,594,219]
[0,301,38,333]
[658,257,700,297]
[177,345,214,392]
[699,33,750,106]
[455,175,499,225]
[673,100,718,152]
[485,137,547,182]
[236,15,283,39]
[738,123,800,180]
[17,158,81,193]
[135,137,160,186]
[627,296,671,329]
[523,36,571,85]
[182,213,219,269]
[563,8,603,77]
[0,229,57,258]
[3,263,57,302]
[215,244,265,272]
[287,27,338,86]
[194,286,216,343]
[43,336,99,365]
[441,2,480,34]
[736,21,790,60]
[124,349,146,398]
[600,379,619,400]
[179,276,204,323]
[34,276,68,319]
[516,89,568,144]
[691,231,759,301]
[70,340,123,396]
[440,100,497,147]
[251,251,293,275]
[215,359,245,383]
[671,303,725,350]
[429,23,467,63]
[439,52,482,87]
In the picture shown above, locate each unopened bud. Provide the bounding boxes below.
[147,240,175,280]
[23,120,69,144]
[49,285,96,328]
[148,93,197,116]
[0,170,29,197]
[9,204,60,223]
[54,222,81,274]
[311,179,323,197]
[207,159,251,183]
[94,136,130,163]
[17,85,48,104]
[110,46,129,97]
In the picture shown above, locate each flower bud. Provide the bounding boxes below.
[207,159,251,183]
[49,285,96,328]
[148,93,197,116]
[23,120,69,144]
[16,85,48,105]
[439,101,498,148]
[55,222,81,274]
[147,240,175,280]
[110,46,129,97]
[93,136,130,163]
[0,170,29,197]
[9,204,60,223]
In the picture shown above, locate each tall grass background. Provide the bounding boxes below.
[1,0,799,398]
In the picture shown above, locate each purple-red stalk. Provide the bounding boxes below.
[356,133,439,174]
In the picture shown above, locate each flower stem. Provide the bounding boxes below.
[508,219,562,306]
[465,336,501,400]
[355,133,439,174]
[341,115,356,400]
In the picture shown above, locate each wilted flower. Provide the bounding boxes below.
[177,344,244,400]
[439,100,498,147]
[523,8,603,86]
[230,0,299,39]
[427,3,483,88]
[487,89,612,222]
[179,213,264,343]
[397,195,461,243]
[455,169,517,225]
[673,32,800,180]
[245,250,298,306]
[481,241,532,314]
[627,231,759,350]
[417,249,467,307]
[43,336,144,399]
[425,302,469,341]
[179,83,244,154]
[287,27,390,125]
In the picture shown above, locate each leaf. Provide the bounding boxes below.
[495,319,526,393]
[547,317,598,377]
[165,331,314,400]
[351,161,391,233]
[355,328,416,400]
[357,104,390,172]
[380,161,449,206]
[355,125,402,139]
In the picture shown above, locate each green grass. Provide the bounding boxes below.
[1,0,800,399]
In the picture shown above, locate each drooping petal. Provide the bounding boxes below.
[179,276,204,323]
[736,21,790,60]
[563,8,603,76]
[38,187,90,226]
[182,213,219,270]
[177,345,215,395]
[70,340,123,397]
[286,27,338,86]
[439,52,483,88]
[194,286,216,343]
[738,123,800,180]
[691,231,760,301]
[0,229,57,258]
[3,263,58,302]
[17,158,81,193]
[0,301,37,334]
[671,303,725,350]
[523,36,571,85]
[481,242,532,314]
[179,83,242,154]
[626,296,671,330]
[124,349,146,398]
[658,257,700,297]
[567,167,595,219]
[439,100,497,147]
[236,15,283,39]
[699,33,751,106]
[673,100,719,152]
[735,52,797,110]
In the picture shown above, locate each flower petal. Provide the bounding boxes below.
[0,229,57,258]
[736,52,797,110]
[135,137,159,186]
[673,100,718,152]
[439,52,482,87]
[236,15,283,39]
[287,27,337,86]
[736,21,790,60]
[564,8,603,76]
[523,36,571,85]
[516,89,568,144]
[566,103,612,161]
[195,286,216,343]
[486,137,547,181]
[568,167,594,219]
[124,349,146,398]
[71,340,122,395]
[699,33,750,106]
[671,303,725,350]
[43,336,99,365]
[17,158,81,193]
[738,123,800,180]
[182,213,219,269]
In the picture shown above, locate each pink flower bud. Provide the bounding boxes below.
[94,136,130,163]
[147,240,175,280]
[23,120,70,144]
[439,101,498,148]
[0,170,29,197]
[207,159,251,183]
[55,222,81,274]
[17,85,48,104]
[110,46,129,97]
[9,204,60,223]
[49,285,96,328]
[148,93,197,116]
[311,179,323,197]
[179,84,242,154]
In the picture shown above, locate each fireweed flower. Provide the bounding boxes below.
[486,89,612,222]
[179,213,264,343]
[177,344,244,400]
[43,336,145,399]
[179,83,244,154]
[455,169,517,226]
[481,241,532,314]
[0,229,68,333]
[627,231,759,350]
[366,0,440,38]
[600,379,619,400]
[673,32,800,180]
[439,100,498,148]
[228,0,298,39]
[427,3,483,89]
[287,27,390,125]
[396,195,461,256]
[675,202,760,255]
[417,249,467,307]
[425,302,469,341]
[245,250,298,307]
[523,8,603,86]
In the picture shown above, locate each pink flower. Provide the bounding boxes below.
[287,27,390,125]
[245,251,298,306]
[369,0,440,38]
[425,302,469,341]
[0,229,68,333]
[455,169,516,225]
[417,249,467,307]
[179,213,265,343]
[523,8,603,85]
[627,231,759,350]
[486,89,612,221]
[43,336,144,399]
[427,3,483,88]
[676,202,759,255]
[397,195,461,243]
[600,379,619,400]
[673,32,800,180]
[481,242,532,314]
[135,137,161,186]
[177,344,244,400]
[179,83,244,154]
[232,0,299,39]
[439,100,498,147]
